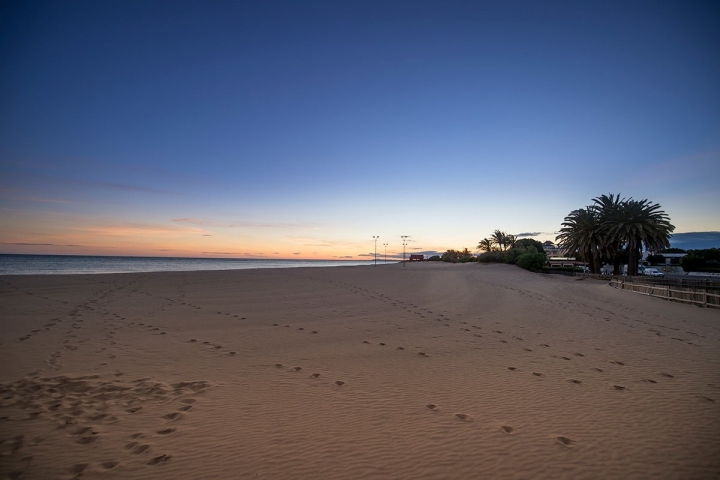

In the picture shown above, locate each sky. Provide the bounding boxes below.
[1,0,719,259]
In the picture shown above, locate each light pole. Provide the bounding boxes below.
[383,243,388,264]
[373,236,379,266]
[401,235,409,266]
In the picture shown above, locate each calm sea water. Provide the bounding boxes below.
[0,254,376,275]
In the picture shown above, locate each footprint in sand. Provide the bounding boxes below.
[698,396,715,403]
[76,436,98,445]
[532,372,544,377]
[426,404,439,411]
[101,461,119,470]
[162,412,183,420]
[157,427,176,435]
[69,464,88,475]
[310,373,321,378]
[568,379,582,384]
[500,425,515,434]
[454,413,473,422]
[133,444,150,454]
[292,367,302,371]
[612,384,627,391]
[658,372,675,378]
[556,436,575,447]
[148,454,172,465]
[507,367,517,371]
[592,368,604,372]
[334,381,345,386]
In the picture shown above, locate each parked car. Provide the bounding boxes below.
[642,268,665,278]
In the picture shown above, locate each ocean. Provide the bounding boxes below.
[0,254,377,275]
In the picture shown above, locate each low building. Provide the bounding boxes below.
[409,255,424,262]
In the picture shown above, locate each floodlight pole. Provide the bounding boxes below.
[373,236,379,266]
[401,235,409,267]
[383,243,388,264]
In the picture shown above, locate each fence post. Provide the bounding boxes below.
[703,287,707,308]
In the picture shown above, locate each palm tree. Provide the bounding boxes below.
[592,193,625,274]
[492,230,507,251]
[556,207,604,273]
[607,198,674,276]
[505,234,517,250]
[478,238,494,253]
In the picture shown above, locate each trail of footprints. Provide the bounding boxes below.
[427,392,619,449]
[282,275,716,403]
[0,372,209,477]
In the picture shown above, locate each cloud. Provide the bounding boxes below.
[0,191,73,204]
[201,234,212,237]
[2,242,81,247]
[174,218,318,229]
[79,222,205,237]
[84,179,175,195]
[293,252,301,255]
[201,251,241,255]
[1,171,176,196]
[669,231,720,250]
[515,231,557,237]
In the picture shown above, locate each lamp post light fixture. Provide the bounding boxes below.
[383,243,388,264]
[373,236,379,266]
[401,235,409,266]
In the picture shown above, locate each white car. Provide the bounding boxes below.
[643,268,665,278]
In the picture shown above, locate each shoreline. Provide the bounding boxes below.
[1,263,718,479]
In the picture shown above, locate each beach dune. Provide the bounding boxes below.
[1,263,718,479]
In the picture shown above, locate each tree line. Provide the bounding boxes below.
[431,194,676,276]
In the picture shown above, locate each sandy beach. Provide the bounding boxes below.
[1,263,718,479]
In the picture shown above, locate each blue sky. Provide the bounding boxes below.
[1,0,719,258]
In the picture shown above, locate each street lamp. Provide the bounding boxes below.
[373,236,379,266]
[383,243,388,264]
[401,235,409,266]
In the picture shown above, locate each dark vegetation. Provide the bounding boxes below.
[555,194,674,275]
[680,248,720,273]
[476,231,547,272]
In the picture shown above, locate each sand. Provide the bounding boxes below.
[1,262,719,479]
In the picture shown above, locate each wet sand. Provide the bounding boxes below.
[1,263,719,479]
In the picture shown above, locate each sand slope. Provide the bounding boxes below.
[1,263,718,479]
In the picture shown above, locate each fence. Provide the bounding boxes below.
[609,278,720,308]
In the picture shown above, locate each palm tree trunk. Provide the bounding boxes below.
[628,242,639,276]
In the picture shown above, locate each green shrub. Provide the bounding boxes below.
[478,251,504,263]
[516,247,546,272]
